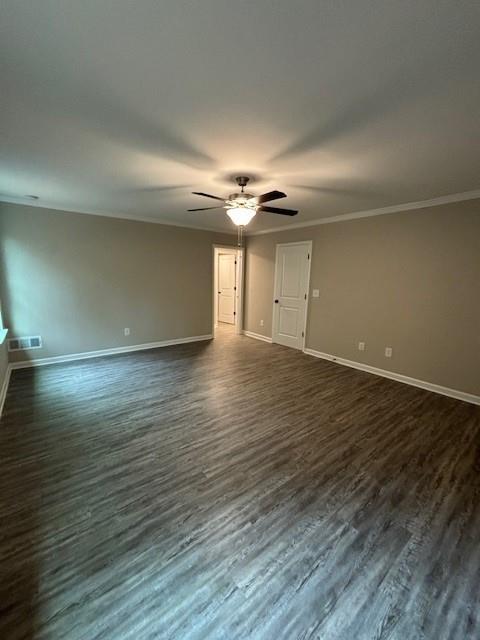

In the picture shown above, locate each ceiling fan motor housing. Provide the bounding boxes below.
[235,176,250,188]
[228,192,255,204]
[229,176,255,205]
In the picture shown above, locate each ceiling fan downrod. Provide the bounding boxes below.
[235,176,250,193]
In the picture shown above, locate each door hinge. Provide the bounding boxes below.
[302,331,304,337]
[234,286,237,291]
[234,311,236,315]
[304,293,307,300]
[307,253,310,260]
[235,260,237,265]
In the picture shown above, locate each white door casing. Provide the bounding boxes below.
[234,250,244,334]
[218,253,236,324]
[272,241,312,349]
[213,245,244,335]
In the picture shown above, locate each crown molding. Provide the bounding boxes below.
[247,189,480,236]
[0,197,237,235]
[2,187,479,238]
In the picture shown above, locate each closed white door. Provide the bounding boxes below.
[272,242,311,349]
[218,253,236,324]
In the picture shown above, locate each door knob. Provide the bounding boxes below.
[274,299,279,303]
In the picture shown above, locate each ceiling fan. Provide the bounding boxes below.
[188,176,298,226]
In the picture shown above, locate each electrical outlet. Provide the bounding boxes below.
[124,328,130,336]
[385,346,393,358]
[358,341,365,351]
[260,319,264,327]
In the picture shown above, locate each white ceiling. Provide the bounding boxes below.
[1,0,479,233]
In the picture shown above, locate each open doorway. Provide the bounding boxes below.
[213,245,244,336]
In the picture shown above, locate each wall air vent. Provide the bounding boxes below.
[8,336,43,351]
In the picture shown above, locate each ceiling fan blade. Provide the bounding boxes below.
[254,190,287,204]
[258,205,298,216]
[187,206,224,211]
[192,191,225,202]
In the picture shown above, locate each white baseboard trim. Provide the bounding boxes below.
[0,364,12,418]
[10,335,214,370]
[243,330,273,344]
[303,348,480,406]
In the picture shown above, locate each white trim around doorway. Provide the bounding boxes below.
[212,244,245,336]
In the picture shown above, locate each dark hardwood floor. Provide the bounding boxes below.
[1,325,479,640]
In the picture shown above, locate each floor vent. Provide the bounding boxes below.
[8,336,43,351]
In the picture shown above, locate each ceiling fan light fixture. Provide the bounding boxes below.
[226,207,257,226]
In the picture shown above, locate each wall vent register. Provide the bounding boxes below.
[8,335,43,351]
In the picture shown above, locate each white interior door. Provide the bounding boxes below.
[218,253,236,324]
[272,242,311,349]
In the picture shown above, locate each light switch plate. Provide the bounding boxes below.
[312,289,320,298]
[385,347,393,358]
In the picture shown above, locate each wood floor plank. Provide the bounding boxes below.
[1,325,479,639]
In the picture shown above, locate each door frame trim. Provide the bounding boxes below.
[212,244,245,336]
[272,240,312,350]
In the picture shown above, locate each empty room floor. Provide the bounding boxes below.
[1,329,480,640]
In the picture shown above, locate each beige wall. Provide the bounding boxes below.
[245,200,480,396]
[2,200,479,396]
[0,203,235,362]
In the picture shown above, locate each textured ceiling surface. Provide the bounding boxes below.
[1,1,479,232]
